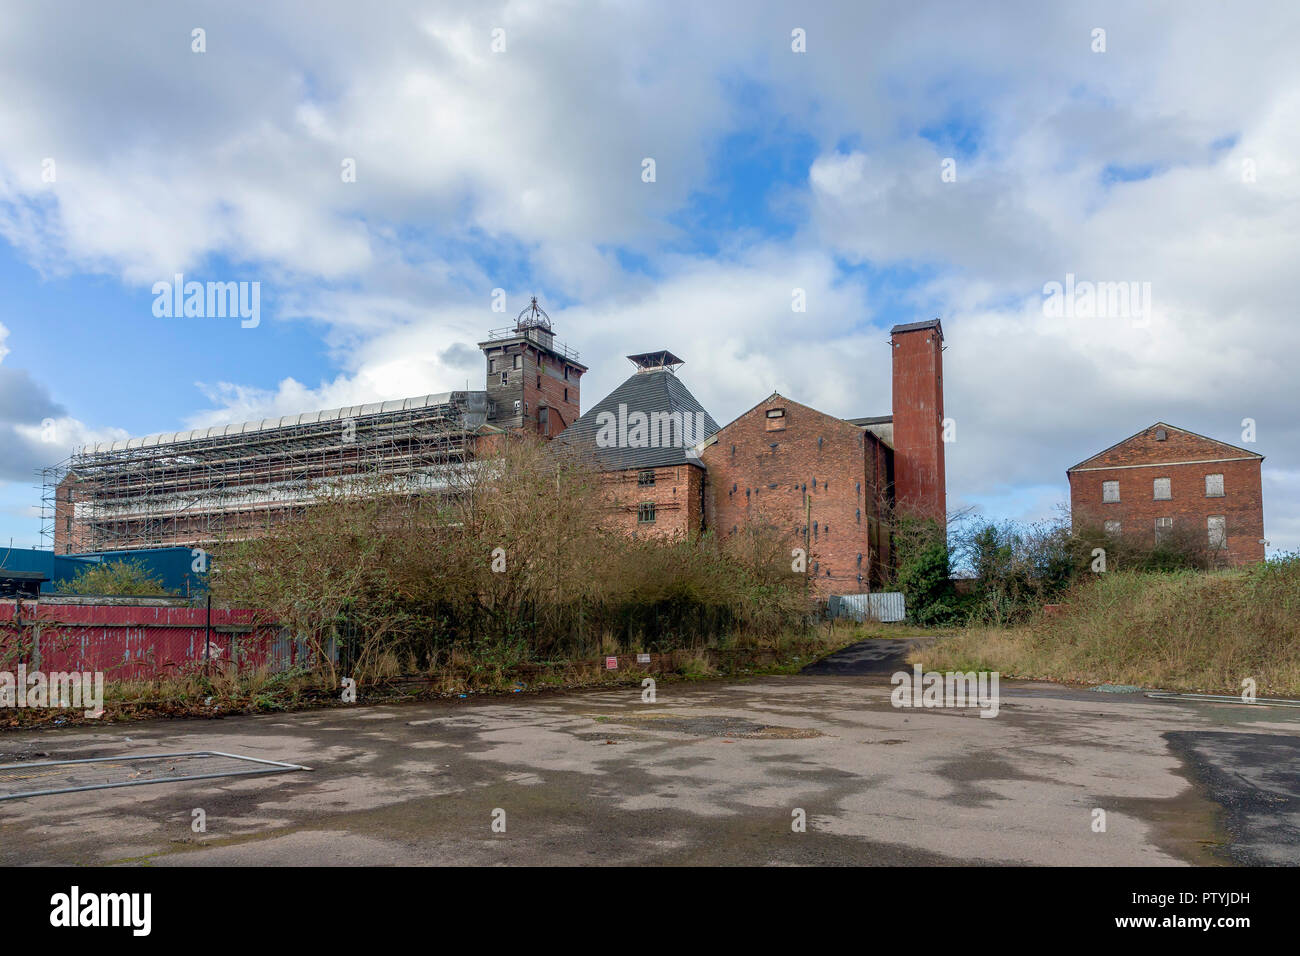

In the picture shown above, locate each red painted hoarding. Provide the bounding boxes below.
[0,601,301,681]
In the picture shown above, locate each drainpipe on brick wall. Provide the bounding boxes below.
[804,493,812,605]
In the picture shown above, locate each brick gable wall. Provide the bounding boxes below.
[701,395,888,594]
[1069,425,1265,565]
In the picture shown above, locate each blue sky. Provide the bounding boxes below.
[1,0,1297,553]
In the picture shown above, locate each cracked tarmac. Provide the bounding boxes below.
[0,664,1296,866]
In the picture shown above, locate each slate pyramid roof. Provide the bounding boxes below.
[556,367,719,471]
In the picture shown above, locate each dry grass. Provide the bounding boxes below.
[913,560,1300,697]
[1,624,855,730]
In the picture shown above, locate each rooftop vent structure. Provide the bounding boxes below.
[627,350,685,374]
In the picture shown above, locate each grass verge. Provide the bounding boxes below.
[911,564,1300,697]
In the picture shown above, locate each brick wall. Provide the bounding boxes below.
[53,476,74,554]
[600,463,704,538]
[1069,424,1265,565]
[481,334,584,437]
[701,395,887,594]
[890,322,946,521]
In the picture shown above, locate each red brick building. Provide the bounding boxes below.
[556,351,718,539]
[558,321,947,587]
[1067,422,1265,566]
[53,297,947,586]
[699,394,894,592]
[694,320,946,593]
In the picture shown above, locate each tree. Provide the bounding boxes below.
[57,559,170,596]
[885,509,963,627]
[212,436,810,679]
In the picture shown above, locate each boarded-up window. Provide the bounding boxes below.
[766,408,786,432]
[1155,516,1173,544]
[1205,473,1224,497]
[1207,516,1227,549]
[1153,477,1171,500]
[1102,480,1119,502]
[513,354,522,369]
[1104,519,1121,537]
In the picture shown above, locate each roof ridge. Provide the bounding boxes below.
[1066,421,1264,472]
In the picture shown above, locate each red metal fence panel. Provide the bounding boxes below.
[0,601,301,682]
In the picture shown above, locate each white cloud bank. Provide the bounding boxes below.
[0,0,1297,550]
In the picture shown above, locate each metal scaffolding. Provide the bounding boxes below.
[41,391,490,553]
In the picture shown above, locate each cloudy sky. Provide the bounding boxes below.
[1,1,1297,552]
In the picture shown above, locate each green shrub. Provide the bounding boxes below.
[56,558,171,596]
[213,438,811,678]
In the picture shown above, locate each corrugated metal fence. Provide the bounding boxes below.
[0,600,313,681]
[827,592,907,623]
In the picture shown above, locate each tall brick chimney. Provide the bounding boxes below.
[890,319,946,523]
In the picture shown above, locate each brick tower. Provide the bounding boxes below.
[479,297,587,438]
[890,319,946,523]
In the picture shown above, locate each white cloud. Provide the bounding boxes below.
[0,1,1298,551]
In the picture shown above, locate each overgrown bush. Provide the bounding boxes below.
[954,518,1074,626]
[888,513,963,627]
[212,437,809,679]
[56,558,171,596]
[880,504,1239,628]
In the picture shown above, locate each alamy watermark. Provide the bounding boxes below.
[891,665,1000,718]
[595,404,710,458]
[50,886,150,936]
[152,274,260,328]
[0,666,104,718]
[1042,273,1150,326]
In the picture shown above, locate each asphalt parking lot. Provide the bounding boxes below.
[0,652,1296,866]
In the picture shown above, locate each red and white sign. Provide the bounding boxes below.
[605,656,618,670]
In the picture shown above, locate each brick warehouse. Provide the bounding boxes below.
[48,301,948,595]
[1067,422,1266,566]
[555,350,718,538]
[693,320,947,593]
[556,319,947,591]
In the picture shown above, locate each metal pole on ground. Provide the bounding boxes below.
[205,593,211,677]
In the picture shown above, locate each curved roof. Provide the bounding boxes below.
[81,392,475,455]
